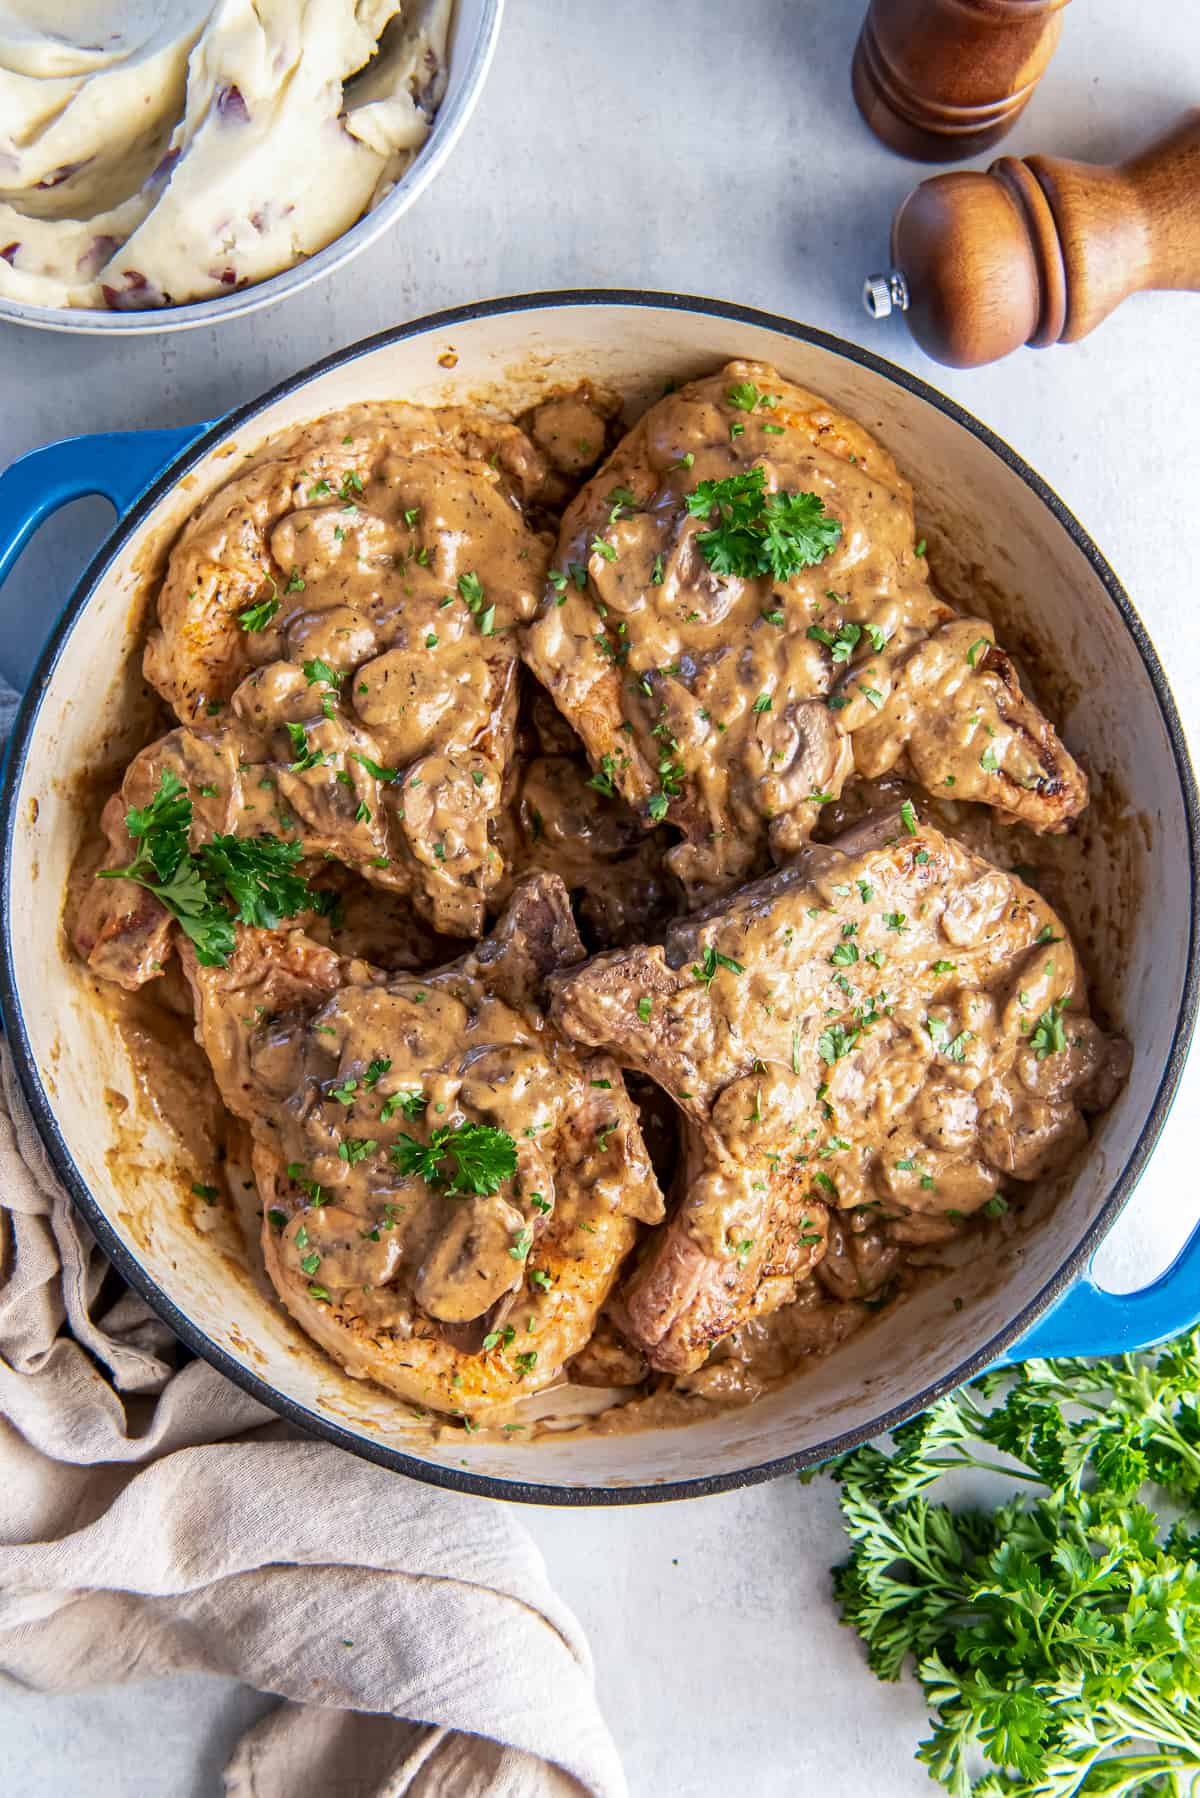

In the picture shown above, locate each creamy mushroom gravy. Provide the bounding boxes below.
[67,362,1133,1440]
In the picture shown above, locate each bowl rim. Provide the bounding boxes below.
[2,288,1197,1504]
[0,0,504,338]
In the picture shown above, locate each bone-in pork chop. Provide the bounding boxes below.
[550,810,1128,1372]
[181,874,665,1420]
[523,362,1087,901]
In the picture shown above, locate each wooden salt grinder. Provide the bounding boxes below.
[862,110,1200,368]
[853,0,1072,163]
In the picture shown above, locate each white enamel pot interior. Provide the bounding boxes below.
[2,294,1197,1502]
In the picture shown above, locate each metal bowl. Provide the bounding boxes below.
[0,0,502,338]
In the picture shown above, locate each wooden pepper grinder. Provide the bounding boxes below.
[853,0,1072,163]
[862,109,1200,367]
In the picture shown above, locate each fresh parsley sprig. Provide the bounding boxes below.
[685,465,841,582]
[391,1121,518,1196]
[825,1332,1200,1797]
[102,769,323,965]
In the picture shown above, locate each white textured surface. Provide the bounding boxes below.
[1,2,1198,1793]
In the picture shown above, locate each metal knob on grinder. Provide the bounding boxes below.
[862,109,1200,368]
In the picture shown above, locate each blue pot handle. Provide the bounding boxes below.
[0,423,209,595]
[1003,1212,1200,1363]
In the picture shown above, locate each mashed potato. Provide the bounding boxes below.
[0,0,452,311]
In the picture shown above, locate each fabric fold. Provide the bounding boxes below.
[0,655,624,1798]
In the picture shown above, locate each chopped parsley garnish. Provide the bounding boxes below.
[100,769,318,965]
[1035,924,1061,945]
[856,879,874,903]
[637,995,653,1023]
[980,744,1000,772]
[458,571,486,613]
[900,799,918,834]
[751,692,773,714]
[586,753,618,798]
[363,1058,391,1087]
[237,583,280,633]
[350,751,400,784]
[381,1088,426,1122]
[1029,998,1069,1060]
[647,791,671,823]
[303,657,342,688]
[391,1122,518,1196]
[808,620,862,663]
[830,942,859,967]
[191,1182,218,1202]
[925,1016,972,1061]
[727,380,765,410]
[818,1023,860,1065]
[338,1138,378,1166]
[686,465,841,580]
[202,832,313,930]
[285,721,325,773]
[931,959,956,975]
[966,635,991,669]
[883,912,907,934]
[692,945,745,988]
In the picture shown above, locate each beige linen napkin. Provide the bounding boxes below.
[0,687,625,1798]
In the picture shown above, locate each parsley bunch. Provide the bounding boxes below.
[102,769,324,965]
[826,1334,1200,1796]
[685,465,841,581]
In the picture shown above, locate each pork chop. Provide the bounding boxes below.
[145,401,561,724]
[181,873,665,1421]
[523,361,1087,902]
[550,808,1129,1372]
[74,639,515,989]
